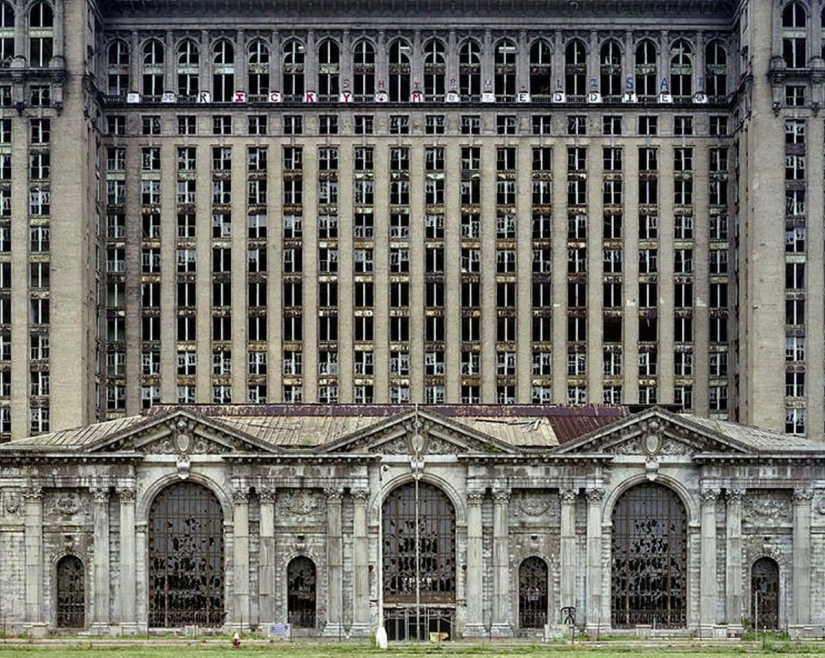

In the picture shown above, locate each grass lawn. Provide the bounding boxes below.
[0,641,822,658]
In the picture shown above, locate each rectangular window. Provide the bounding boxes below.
[638,116,658,135]
[212,115,232,135]
[462,115,481,134]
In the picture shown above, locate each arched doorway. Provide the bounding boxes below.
[518,556,548,628]
[56,555,85,628]
[148,481,225,627]
[382,481,455,640]
[611,482,687,628]
[287,556,317,628]
[751,557,779,630]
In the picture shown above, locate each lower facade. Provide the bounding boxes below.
[0,405,822,638]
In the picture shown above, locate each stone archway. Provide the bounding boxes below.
[147,481,225,627]
[611,482,687,628]
[751,557,780,630]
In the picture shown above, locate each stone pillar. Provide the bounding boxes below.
[351,489,371,635]
[700,488,719,630]
[23,485,43,625]
[559,489,577,623]
[491,488,512,636]
[585,488,604,632]
[464,489,485,636]
[258,488,276,626]
[116,487,137,629]
[233,488,250,629]
[324,488,344,637]
[52,0,64,60]
[792,489,813,627]
[91,487,111,630]
[725,488,745,630]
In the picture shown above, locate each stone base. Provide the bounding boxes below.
[24,623,48,638]
[461,623,488,638]
[489,623,513,638]
[88,622,112,636]
[788,624,813,639]
[322,622,346,639]
[347,623,372,638]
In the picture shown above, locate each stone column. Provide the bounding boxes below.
[199,30,210,99]
[585,488,604,632]
[91,487,111,630]
[559,489,577,623]
[323,488,344,637]
[491,488,512,636]
[792,489,813,626]
[258,488,276,626]
[351,489,371,635]
[23,485,43,625]
[725,488,745,630]
[464,489,485,636]
[233,488,250,629]
[117,486,137,629]
[700,488,720,629]
[52,0,64,60]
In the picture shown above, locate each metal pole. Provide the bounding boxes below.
[415,475,420,640]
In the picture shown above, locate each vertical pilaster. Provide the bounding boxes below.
[23,485,43,625]
[258,488,276,625]
[351,489,371,634]
[725,488,744,630]
[491,488,512,636]
[792,488,812,627]
[559,489,577,621]
[116,486,137,628]
[464,489,485,636]
[585,488,604,631]
[700,488,719,629]
[324,488,344,637]
[91,487,111,630]
[233,488,250,629]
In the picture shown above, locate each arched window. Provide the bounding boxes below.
[529,39,552,98]
[600,40,623,97]
[177,40,200,99]
[752,558,780,630]
[705,40,727,99]
[564,39,587,97]
[352,39,375,99]
[518,557,548,628]
[247,40,270,100]
[287,556,317,628]
[107,40,130,96]
[0,2,14,66]
[388,39,411,102]
[635,40,657,97]
[382,481,456,641]
[212,40,235,102]
[611,483,687,628]
[670,39,693,97]
[283,40,305,100]
[56,555,85,628]
[142,40,165,99]
[783,2,807,68]
[148,481,225,627]
[495,38,517,101]
[459,39,481,100]
[29,2,53,68]
[318,40,340,99]
[423,39,445,99]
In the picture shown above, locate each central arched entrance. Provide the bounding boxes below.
[148,481,225,627]
[751,557,780,630]
[382,481,456,640]
[611,482,687,628]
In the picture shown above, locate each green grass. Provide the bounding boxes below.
[0,642,822,658]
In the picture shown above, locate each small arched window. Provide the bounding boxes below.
[29,2,53,68]
[318,40,340,98]
[783,2,807,68]
[142,40,164,98]
[0,2,14,65]
[352,40,375,99]
[495,38,517,101]
[459,39,481,99]
[564,39,587,96]
[635,40,657,97]
[282,40,305,99]
[212,40,235,102]
[247,40,270,99]
[670,39,692,97]
[388,39,411,102]
[530,39,552,98]
[705,40,727,99]
[177,40,199,98]
[107,40,130,96]
[423,39,445,99]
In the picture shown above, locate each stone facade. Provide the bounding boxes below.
[0,404,822,639]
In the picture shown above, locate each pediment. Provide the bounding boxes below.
[87,409,281,456]
[553,407,752,457]
[321,409,521,456]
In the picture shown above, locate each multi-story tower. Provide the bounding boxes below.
[4,0,825,440]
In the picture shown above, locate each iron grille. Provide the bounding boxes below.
[384,606,454,641]
[56,555,85,628]
[148,482,225,627]
[519,556,549,628]
[752,557,780,630]
[611,483,687,628]
[287,556,317,628]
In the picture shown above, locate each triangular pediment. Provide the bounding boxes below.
[320,408,521,456]
[553,407,754,457]
[87,408,282,456]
